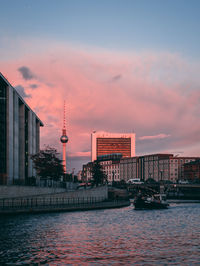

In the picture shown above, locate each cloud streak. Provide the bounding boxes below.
[139,134,171,140]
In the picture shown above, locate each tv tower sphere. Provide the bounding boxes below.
[60,135,68,143]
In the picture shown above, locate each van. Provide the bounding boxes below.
[127,178,144,184]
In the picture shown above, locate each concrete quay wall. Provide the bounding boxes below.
[60,185,108,201]
[0,185,67,199]
[0,186,108,202]
[0,199,130,215]
[0,186,108,213]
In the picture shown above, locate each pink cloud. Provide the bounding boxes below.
[1,43,200,170]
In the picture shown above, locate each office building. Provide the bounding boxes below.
[91,131,135,161]
[0,73,43,184]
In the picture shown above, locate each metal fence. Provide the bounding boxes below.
[0,196,107,211]
[12,179,79,190]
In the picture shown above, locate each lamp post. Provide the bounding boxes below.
[160,170,163,182]
[159,170,164,193]
[112,170,115,186]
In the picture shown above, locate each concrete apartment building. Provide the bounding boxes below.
[170,157,199,181]
[82,162,93,182]
[120,157,138,182]
[82,154,122,183]
[120,154,200,182]
[91,131,135,162]
[184,160,200,181]
[98,154,121,183]
[0,73,43,185]
[83,152,200,183]
[120,154,172,182]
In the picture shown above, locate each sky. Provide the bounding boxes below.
[0,0,200,172]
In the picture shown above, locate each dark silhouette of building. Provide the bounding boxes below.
[0,73,43,184]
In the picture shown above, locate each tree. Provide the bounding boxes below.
[91,161,107,186]
[31,146,64,181]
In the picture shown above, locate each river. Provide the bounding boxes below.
[0,203,200,265]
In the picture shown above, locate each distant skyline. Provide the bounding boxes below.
[0,0,200,172]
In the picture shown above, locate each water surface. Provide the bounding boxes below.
[0,203,200,265]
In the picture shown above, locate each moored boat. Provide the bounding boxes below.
[134,193,169,210]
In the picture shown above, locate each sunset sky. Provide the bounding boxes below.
[1,0,200,172]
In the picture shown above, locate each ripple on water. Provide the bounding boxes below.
[0,204,200,265]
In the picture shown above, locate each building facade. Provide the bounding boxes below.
[82,162,93,182]
[120,157,138,182]
[0,73,43,184]
[120,154,173,182]
[91,131,135,162]
[184,160,200,181]
[83,153,200,183]
[120,154,200,182]
[82,154,122,183]
[98,154,121,183]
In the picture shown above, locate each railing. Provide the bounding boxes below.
[11,179,79,190]
[0,196,107,211]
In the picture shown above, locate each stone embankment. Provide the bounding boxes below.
[0,185,130,214]
[0,199,130,214]
[0,185,70,199]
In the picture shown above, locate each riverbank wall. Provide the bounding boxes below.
[0,185,110,214]
[0,200,130,215]
[0,185,67,199]
[0,185,108,200]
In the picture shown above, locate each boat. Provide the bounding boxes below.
[134,193,169,210]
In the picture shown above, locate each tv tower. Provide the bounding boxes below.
[60,101,68,174]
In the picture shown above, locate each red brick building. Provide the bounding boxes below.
[184,160,200,181]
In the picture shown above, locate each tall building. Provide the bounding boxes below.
[91,131,135,161]
[60,101,68,173]
[0,73,43,184]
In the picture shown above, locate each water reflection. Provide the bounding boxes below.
[0,204,200,265]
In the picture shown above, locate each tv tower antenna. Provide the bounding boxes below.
[60,100,68,174]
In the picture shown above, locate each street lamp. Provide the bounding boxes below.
[112,170,115,186]
[159,170,164,193]
[160,170,163,182]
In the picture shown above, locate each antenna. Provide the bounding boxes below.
[63,100,66,129]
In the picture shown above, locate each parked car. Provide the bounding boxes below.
[76,182,92,189]
[127,178,144,184]
[178,180,189,184]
